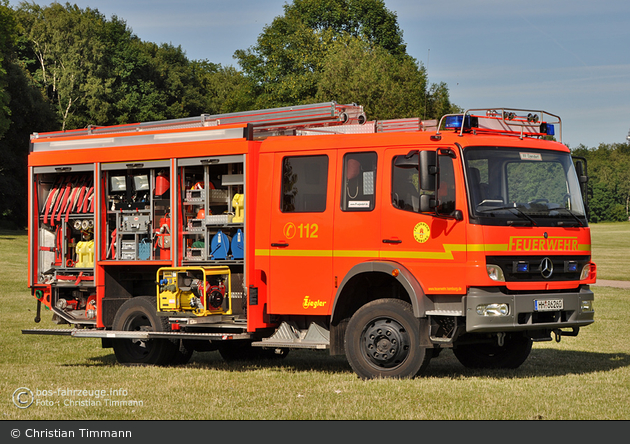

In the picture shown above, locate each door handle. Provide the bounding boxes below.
[382,239,402,244]
[271,242,289,248]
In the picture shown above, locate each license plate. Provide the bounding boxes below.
[534,299,563,312]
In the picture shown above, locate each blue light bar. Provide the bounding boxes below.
[444,115,473,130]
[540,123,555,136]
[444,115,464,129]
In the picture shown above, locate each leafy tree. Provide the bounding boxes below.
[233,0,455,119]
[425,82,460,120]
[285,0,407,56]
[235,11,330,107]
[188,61,255,115]
[572,142,630,222]
[315,36,425,120]
[0,2,56,227]
[0,58,56,227]
[0,0,17,138]
[15,2,116,130]
[15,3,254,128]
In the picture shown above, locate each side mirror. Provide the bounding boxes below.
[419,151,437,191]
[420,194,436,213]
[574,159,587,182]
[572,156,590,219]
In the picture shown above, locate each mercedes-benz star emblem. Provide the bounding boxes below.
[540,257,554,279]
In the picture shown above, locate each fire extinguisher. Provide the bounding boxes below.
[155,216,171,260]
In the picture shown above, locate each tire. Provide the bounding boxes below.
[112,296,177,366]
[171,340,194,365]
[344,299,431,380]
[453,334,533,369]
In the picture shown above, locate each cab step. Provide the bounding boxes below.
[251,321,330,350]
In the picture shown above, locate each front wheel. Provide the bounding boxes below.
[345,299,431,380]
[453,334,533,369]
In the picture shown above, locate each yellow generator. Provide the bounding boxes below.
[157,266,232,316]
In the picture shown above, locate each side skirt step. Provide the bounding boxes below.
[251,321,330,350]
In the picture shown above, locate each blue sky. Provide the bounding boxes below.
[10,0,630,148]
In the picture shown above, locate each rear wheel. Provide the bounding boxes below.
[112,296,177,366]
[345,299,431,380]
[453,334,533,369]
[171,340,194,365]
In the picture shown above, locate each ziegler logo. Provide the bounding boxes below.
[303,296,327,309]
[509,236,578,252]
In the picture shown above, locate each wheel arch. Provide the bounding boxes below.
[329,261,428,355]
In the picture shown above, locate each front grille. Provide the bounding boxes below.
[486,255,589,282]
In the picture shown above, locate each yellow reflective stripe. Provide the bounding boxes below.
[269,249,333,257]
[255,244,470,260]
[254,243,590,259]
[380,250,455,260]
[334,250,380,258]
[469,244,509,252]
[255,249,334,257]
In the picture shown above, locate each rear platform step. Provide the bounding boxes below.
[22,328,251,341]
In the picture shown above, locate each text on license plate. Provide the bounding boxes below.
[534,299,563,312]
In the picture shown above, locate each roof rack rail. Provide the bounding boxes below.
[436,108,562,143]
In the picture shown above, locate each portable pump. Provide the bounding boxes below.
[156,266,231,317]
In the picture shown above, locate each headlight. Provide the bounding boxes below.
[580,300,594,312]
[580,264,591,280]
[477,303,509,317]
[487,264,505,282]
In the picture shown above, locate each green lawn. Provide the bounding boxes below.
[590,222,630,281]
[1,225,629,420]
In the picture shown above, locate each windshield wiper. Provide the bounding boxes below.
[477,205,538,226]
[551,208,585,227]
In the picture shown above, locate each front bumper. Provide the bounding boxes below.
[464,285,594,333]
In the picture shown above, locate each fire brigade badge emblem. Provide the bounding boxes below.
[413,222,430,243]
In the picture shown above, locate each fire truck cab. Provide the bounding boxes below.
[25,103,596,379]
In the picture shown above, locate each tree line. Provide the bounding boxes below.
[0,1,627,227]
[572,143,630,223]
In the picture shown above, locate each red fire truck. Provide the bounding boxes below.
[24,102,596,379]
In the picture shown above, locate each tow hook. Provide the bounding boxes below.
[497,332,505,347]
[553,329,562,343]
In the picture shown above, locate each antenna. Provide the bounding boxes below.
[424,49,430,120]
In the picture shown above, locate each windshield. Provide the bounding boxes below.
[464,147,587,227]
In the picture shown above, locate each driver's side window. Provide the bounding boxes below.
[391,154,456,215]
[392,159,420,212]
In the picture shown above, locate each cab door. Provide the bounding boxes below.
[268,151,337,315]
[381,147,468,295]
[332,150,381,281]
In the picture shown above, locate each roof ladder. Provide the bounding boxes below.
[32,102,368,141]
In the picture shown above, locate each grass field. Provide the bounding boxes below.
[590,222,630,281]
[1,223,629,420]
